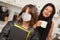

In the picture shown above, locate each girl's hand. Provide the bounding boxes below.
[36,20,42,27]
[33,20,42,28]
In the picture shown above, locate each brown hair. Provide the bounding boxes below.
[17,4,38,26]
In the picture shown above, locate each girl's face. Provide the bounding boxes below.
[22,8,32,22]
[2,6,7,12]
[42,6,53,18]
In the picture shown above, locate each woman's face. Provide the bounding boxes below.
[2,6,7,12]
[21,8,32,22]
[42,6,53,18]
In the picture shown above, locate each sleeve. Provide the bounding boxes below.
[29,29,40,40]
[0,21,13,40]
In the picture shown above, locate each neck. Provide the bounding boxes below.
[22,21,29,29]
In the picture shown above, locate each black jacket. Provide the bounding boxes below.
[0,21,40,40]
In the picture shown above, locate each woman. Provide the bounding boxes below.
[36,3,56,40]
[0,4,39,40]
[0,6,9,22]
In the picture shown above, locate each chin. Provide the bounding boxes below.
[44,16,49,18]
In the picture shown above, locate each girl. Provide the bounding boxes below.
[0,4,40,40]
[36,3,56,40]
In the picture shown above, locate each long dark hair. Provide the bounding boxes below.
[17,4,38,26]
[39,3,56,22]
[0,6,9,21]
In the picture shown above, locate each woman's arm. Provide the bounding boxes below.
[47,21,54,40]
[29,29,40,40]
[0,21,13,40]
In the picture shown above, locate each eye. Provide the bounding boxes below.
[45,8,48,10]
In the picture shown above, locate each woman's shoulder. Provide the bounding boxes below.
[4,21,14,28]
[28,27,39,34]
[7,21,15,24]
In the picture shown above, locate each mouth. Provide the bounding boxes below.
[45,13,49,16]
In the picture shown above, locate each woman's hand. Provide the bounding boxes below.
[33,20,42,28]
[36,20,42,27]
